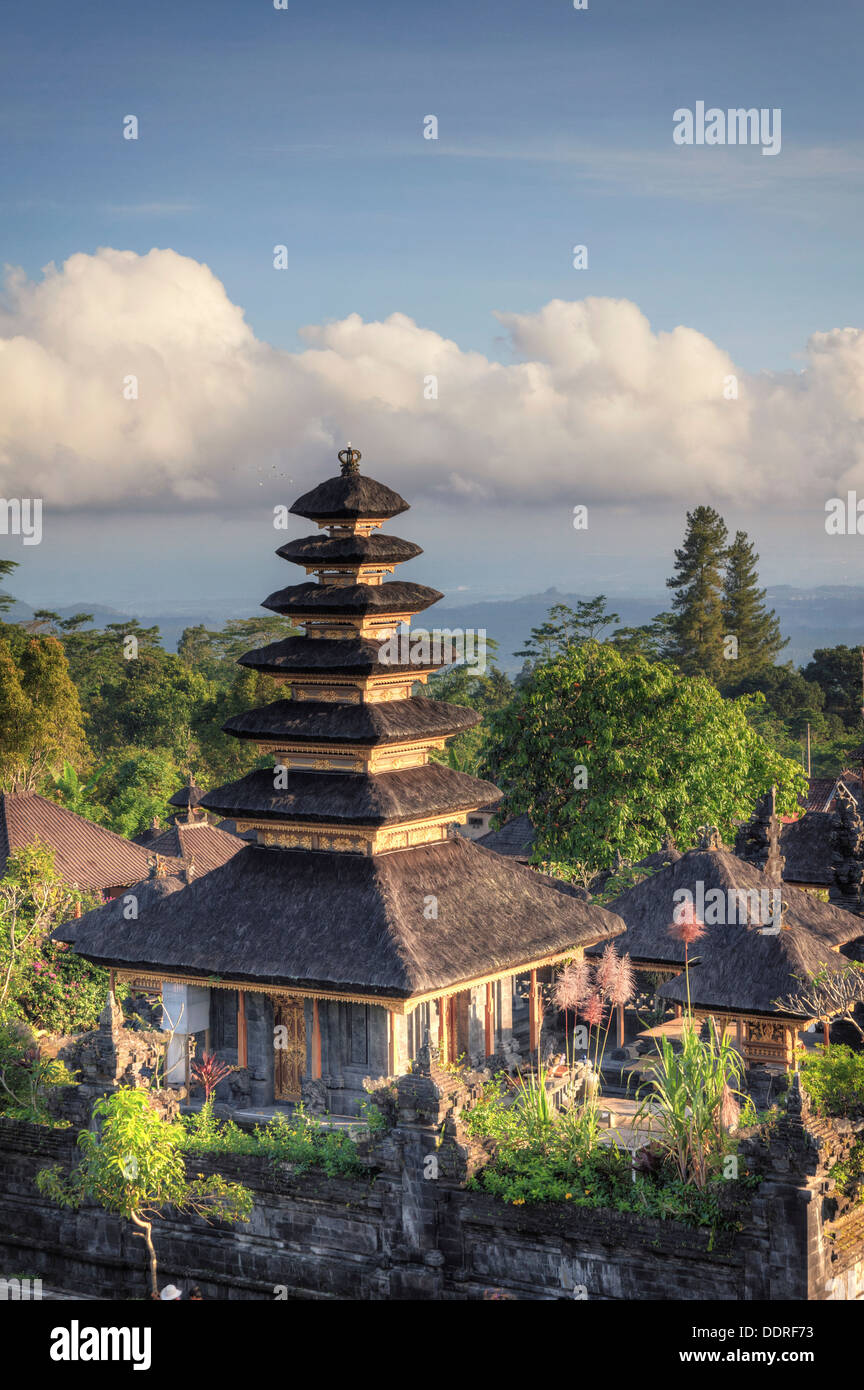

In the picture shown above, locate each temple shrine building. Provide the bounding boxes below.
[66,449,623,1113]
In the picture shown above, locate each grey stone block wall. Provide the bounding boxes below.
[1,1066,861,1301]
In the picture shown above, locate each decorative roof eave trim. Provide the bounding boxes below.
[113,943,588,1015]
[687,1004,811,1025]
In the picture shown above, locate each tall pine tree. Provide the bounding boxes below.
[664,506,728,680]
[721,530,787,684]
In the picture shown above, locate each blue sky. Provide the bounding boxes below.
[4,0,861,368]
[2,0,863,611]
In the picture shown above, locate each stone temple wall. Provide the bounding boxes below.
[0,1055,861,1301]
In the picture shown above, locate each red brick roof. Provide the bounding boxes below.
[804,777,838,813]
[0,792,180,892]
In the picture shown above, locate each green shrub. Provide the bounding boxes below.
[0,1020,77,1124]
[463,1069,756,1231]
[831,1137,864,1207]
[800,1046,864,1118]
[181,1102,366,1179]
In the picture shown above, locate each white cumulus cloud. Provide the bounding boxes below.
[0,246,862,513]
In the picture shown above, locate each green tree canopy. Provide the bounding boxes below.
[0,559,19,615]
[0,842,104,1031]
[802,646,864,730]
[515,597,621,664]
[87,748,185,839]
[481,642,807,872]
[664,506,729,681]
[0,630,87,790]
[720,530,787,682]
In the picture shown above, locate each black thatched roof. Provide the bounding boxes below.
[168,781,205,810]
[658,922,852,1018]
[277,534,422,567]
[239,635,447,678]
[638,843,683,873]
[588,847,861,967]
[132,821,164,848]
[780,812,835,886]
[222,696,479,745]
[199,764,501,826]
[63,836,624,1000]
[261,579,442,618]
[55,873,187,947]
[290,473,409,522]
[477,813,536,862]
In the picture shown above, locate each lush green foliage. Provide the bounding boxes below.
[181,1100,366,1178]
[0,1020,76,1124]
[482,642,807,870]
[830,1138,864,1207]
[0,625,86,791]
[36,1087,253,1294]
[635,1026,745,1188]
[802,646,864,730]
[720,530,788,679]
[463,1074,753,1229]
[0,843,108,1032]
[799,1045,864,1118]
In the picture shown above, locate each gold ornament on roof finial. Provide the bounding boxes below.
[338,443,361,476]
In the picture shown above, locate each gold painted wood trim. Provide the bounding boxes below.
[114,943,588,1016]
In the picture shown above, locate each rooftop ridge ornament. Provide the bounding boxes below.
[338,443,362,476]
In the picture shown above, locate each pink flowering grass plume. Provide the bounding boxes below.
[553,960,592,1014]
[669,898,707,946]
[718,1080,740,1134]
[580,991,605,1029]
[669,898,706,1019]
[596,943,619,995]
[607,951,635,1007]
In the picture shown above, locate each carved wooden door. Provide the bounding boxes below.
[273,998,306,1101]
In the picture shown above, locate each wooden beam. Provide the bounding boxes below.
[616,1002,625,1049]
[485,981,495,1057]
[437,994,447,1060]
[311,998,322,1079]
[237,990,248,1068]
[109,969,116,1001]
[528,970,540,1054]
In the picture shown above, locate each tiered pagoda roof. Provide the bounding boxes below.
[67,447,623,1005]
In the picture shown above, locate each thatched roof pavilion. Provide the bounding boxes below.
[587,846,860,973]
[167,779,206,814]
[658,921,855,1067]
[591,844,863,1067]
[66,446,623,1112]
[145,817,243,877]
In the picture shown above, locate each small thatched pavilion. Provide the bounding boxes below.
[657,921,857,1068]
[586,843,863,1065]
[64,448,623,1114]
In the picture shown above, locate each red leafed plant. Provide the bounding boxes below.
[190,1051,233,1102]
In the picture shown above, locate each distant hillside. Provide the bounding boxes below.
[436,585,864,673]
[0,598,251,652]
[3,584,863,670]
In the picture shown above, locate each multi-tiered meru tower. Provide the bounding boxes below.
[202,444,499,855]
[69,449,622,1114]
